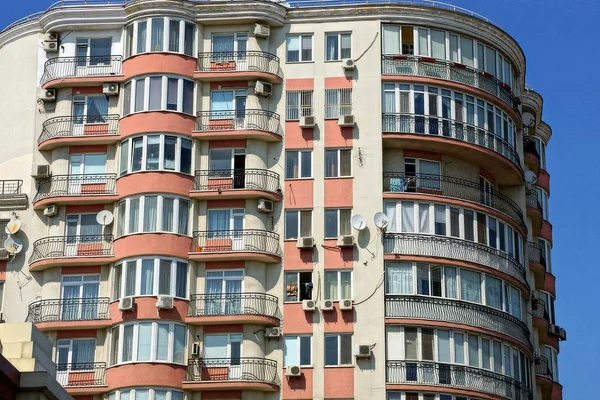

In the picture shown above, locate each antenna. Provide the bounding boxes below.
[373,212,389,230]
[96,210,114,226]
[525,171,537,187]
[5,217,22,235]
[351,214,367,231]
[522,112,535,128]
[4,236,23,255]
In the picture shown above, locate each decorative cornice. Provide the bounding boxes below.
[38,6,126,32]
[537,121,552,144]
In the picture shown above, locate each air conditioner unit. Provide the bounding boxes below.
[338,114,355,127]
[43,205,58,217]
[254,23,270,38]
[255,81,272,97]
[265,327,281,338]
[156,295,174,309]
[302,299,316,311]
[103,83,119,96]
[258,199,274,213]
[558,327,567,341]
[0,249,8,260]
[285,365,302,377]
[299,115,316,128]
[118,296,135,311]
[354,344,372,359]
[43,32,58,41]
[31,164,51,179]
[297,237,314,249]
[192,342,201,358]
[321,300,334,311]
[43,41,59,52]
[39,88,56,102]
[340,298,353,310]
[342,58,356,70]
[337,235,354,247]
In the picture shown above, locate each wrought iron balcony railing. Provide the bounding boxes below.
[193,169,281,195]
[532,297,549,322]
[40,56,123,86]
[527,242,546,268]
[195,110,282,137]
[382,113,520,169]
[523,136,540,158]
[188,293,281,320]
[383,232,527,287]
[0,180,23,195]
[27,297,110,323]
[39,115,120,146]
[29,235,114,265]
[186,357,280,387]
[191,230,281,257]
[534,355,552,381]
[386,360,532,400]
[197,51,282,78]
[385,295,531,350]
[56,362,107,388]
[526,189,542,211]
[34,174,117,203]
[381,55,518,110]
[383,172,524,228]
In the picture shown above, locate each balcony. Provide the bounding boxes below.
[382,113,522,184]
[0,179,28,210]
[195,51,283,83]
[193,110,283,142]
[189,230,281,263]
[383,173,524,229]
[386,360,532,400]
[532,296,550,327]
[41,56,124,88]
[57,362,107,395]
[527,242,547,287]
[381,55,518,112]
[27,297,110,330]
[384,233,527,288]
[535,355,554,396]
[187,293,281,326]
[183,357,280,392]
[523,136,540,175]
[385,295,531,350]
[38,115,120,151]
[29,234,114,271]
[191,169,282,201]
[526,189,542,235]
[33,174,118,209]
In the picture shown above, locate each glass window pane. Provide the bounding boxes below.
[180,139,192,174]
[468,334,479,367]
[151,18,164,51]
[128,198,140,233]
[146,135,160,170]
[285,211,298,240]
[134,78,145,112]
[301,151,312,177]
[174,324,186,363]
[120,140,129,175]
[454,333,464,364]
[287,36,300,62]
[286,151,299,179]
[137,323,152,361]
[460,269,481,303]
[184,22,194,56]
[301,35,313,61]
[340,33,351,59]
[324,335,338,365]
[325,150,338,177]
[284,336,299,366]
[167,78,178,111]
[169,20,180,52]
[300,210,312,237]
[324,209,338,238]
[122,325,134,362]
[340,334,352,364]
[156,323,169,360]
[300,336,311,365]
[140,259,154,295]
[183,80,194,114]
[164,137,176,170]
[159,259,171,295]
[162,198,174,231]
[178,199,189,235]
[340,149,351,176]
[438,330,450,362]
[137,21,147,53]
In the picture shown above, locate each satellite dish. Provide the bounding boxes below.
[374,212,389,230]
[96,210,114,226]
[522,112,535,128]
[5,217,21,235]
[351,214,367,231]
[525,170,538,185]
[4,236,23,255]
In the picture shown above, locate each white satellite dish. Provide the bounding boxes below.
[4,236,23,254]
[374,212,389,230]
[96,210,114,226]
[351,214,367,231]
[525,170,538,185]
[522,112,535,127]
[5,217,21,235]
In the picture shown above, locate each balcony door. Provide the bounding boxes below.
[207,209,244,251]
[69,153,107,194]
[75,37,112,76]
[61,275,100,321]
[209,149,246,189]
[205,270,244,316]
[72,95,109,136]
[210,90,247,129]
[212,33,248,70]
[56,338,96,386]
[65,214,103,256]
[204,333,242,380]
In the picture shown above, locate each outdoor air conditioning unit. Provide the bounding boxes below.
[43,205,58,217]
[31,164,51,179]
[43,32,58,42]
[103,83,120,96]
[297,237,314,249]
[156,295,174,309]
[321,300,334,311]
[118,296,135,311]
[354,344,372,359]
[258,199,274,213]
[302,299,316,311]
[0,249,8,260]
[558,327,567,341]
[255,81,272,97]
[265,327,281,338]
[338,114,355,127]
[342,58,356,70]
[299,115,316,128]
[285,365,302,377]
[42,33,59,53]
[254,23,271,38]
[337,235,354,247]
[340,298,353,310]
[39,88,56,102]
[191,343,201,358]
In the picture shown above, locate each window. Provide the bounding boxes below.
[325,148,352,177]
[285,150,312,179]
[123,76,194,115]
[210,89,247,120]
[61,275,100,320]
[284,336,312,366]
[286,90,314,120]
[207,208,244,234]
[324,334,353,366]
[212,32,247,54]
[113,258,187,299]
[0,282,3,312]
[325,88,352,119]
[324,209,352,238]
[72,95,108,124]
[65,213,102,239]
[544,345,559,382]
[324,270,352,300]
[204,270,244,315]
[117,195,189,236]
[287,34,313,62]
[400,158,441,191]
[285,210,312,240]
[109,388,184,400]
[57,339,96,370]
[381,24,414,55]
[538,238,552,273]
[75,37,112,67]
[126,18,195,57]
[285,271,312,302]
[535,187,550,220]
[325,32,351,61]
[111,322,186,365]
[204,333,242,361]
[120,135,192,175]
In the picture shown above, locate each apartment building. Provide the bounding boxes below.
[0,1,563,400]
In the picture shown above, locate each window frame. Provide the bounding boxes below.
[324,208,352,238]
[126,17,195,57]
[324,148,352,178]
[286,34,314,63]
[324,333,353,366]
[284,335,313,367]
[285,90,314,121]
[284,209,313,240]
[108,388,184,400]
[123,75,194,116]
[284,271,313,302]
[325,32,352,61]
[113,257,188,299]
[324,270,353,301]
[324,88,353,119]
[56,338,97,369]
[116,195,190,237]
[285,149,313,179]
[119,134,192,176]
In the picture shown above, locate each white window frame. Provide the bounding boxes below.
[325,148,352,178]
[109,388,184,400]
[117,195,190,237]
[324,88,352,119]
[285,90,314,120]
[0,281,4,313]
[285,149,313,179]
[284,271,313,302]
[538,238,552,273]
[113,257,188,299]
[206,269,244,293]
[284,335,313,367]
[208,148,245,172]
[284,209,313,240]
[286,34,313,63]
[211,32,248,53]
[127,17,195,57]
[324,333,353,366]
[324,208,352,238]
[57,338,96,367]
[120,134,192,175]
[325,32,352,61]
[323,270,352,301]
[111,321,186,365]
[124,75,194,115]
[204,333,243,358]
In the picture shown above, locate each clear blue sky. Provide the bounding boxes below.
[1,0,596,398]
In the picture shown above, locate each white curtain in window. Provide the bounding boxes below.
[72,339,95,365]
[173,325,186,363]
[383,25,400,55]
[136,390,149,400]
[206,276,223,315]
[156,324,169,360]
[326,34,338,60]
[141,259,154,295]
[460,269,481,303]
[144,196,157,231]
[460,37,474,66]
[445,267,457,298]
[178,200,189,235]
[162,198,174,232]
[204,335,228,358]
[137,323,152,361]
[125,261,136,296]
[155,391,167,400]
[212,35,234,53]
[81,282,99,319]
[430,30,445,59]
[418,29,428,56]
[324,271,338,300]
[437,330,450,362]
[485,276,502,309]
[80,214,101,237]
[383,90,395,114]
[224,278,242,314]
[385,202,397,232]
[122,325,134,362]
[510,287,521,319]
[419,203,430,233]
[401,202,414,232]
[208,210,229,232]
[62,286,80,320]
[129,198,140,233]
[169,20,180,52]
[386,262,413,294]
[87,96,108,118]
[151,18,164,50]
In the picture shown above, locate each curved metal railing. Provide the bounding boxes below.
[27,297,110,323]
[527,241,546,268]
[39,115,120,146]
[186,357,280,386]
[188,293,281,320]
[383,232,527,286]
[40,56,123,86]
[197,51,282,78]
[29,234,114,265]
[526,189,541,211]
[195,110,282,137]
[382,113,520,169]
[193,169,281,195]
[383,172,524,228]
[385,295,531,350]
[33,174,117,203]
[535,355,552,381]
[56,362,107,388]
[190,229,281,257]
[532,296,549,322]
[523,135,540,158]
[386,360,532,400]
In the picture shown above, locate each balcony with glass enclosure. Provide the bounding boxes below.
[195,51,283,83]
[27,297,111,330]
[38,114,120,151]
[33,174,118,209]
[190,169,282,201]
[189,230,281,263]
[186,292,281,326]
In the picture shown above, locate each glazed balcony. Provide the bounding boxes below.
[189,230,281,263]
[29,234,114,271]
[381,55,518,111]
[27,297,110,330]
[33,174,118,209]
[523,136,541,175]
[0,179,28,210]
[384,233,527,288]
[191,169,282,201]
[183,357,280,392]
[527,242,547,288]
[41,56,123,88]
[382,113,522,184]
[187,293,281,326]
[38,115,120,151]
[383,172,524,229]
[193,110,282,142]
[195,51,283,83]
[526,189,542,235]
[386,360,532,400]
[57,362,107,395]
[385,295,531,350]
